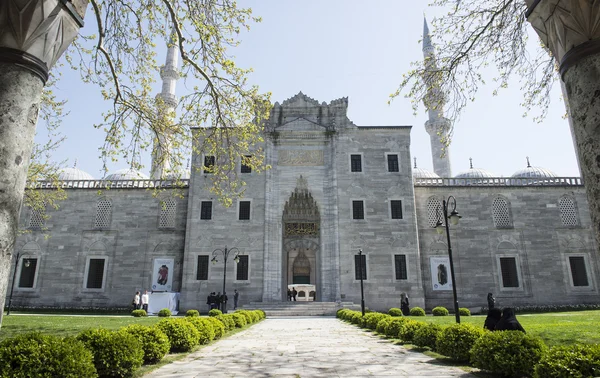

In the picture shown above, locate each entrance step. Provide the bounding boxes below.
[241,301,361,316]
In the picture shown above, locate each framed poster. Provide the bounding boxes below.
[152,258,174,291]
[430,256,452,291]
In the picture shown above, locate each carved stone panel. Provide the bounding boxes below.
[278,150,324,166]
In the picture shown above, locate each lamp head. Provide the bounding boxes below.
[211,256,217,265]
[358,248,363,255]
[234,255,240,264]
[24,259,31,268]
[435,220,445,234]
[449,210,461,225]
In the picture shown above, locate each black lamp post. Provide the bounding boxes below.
[211,246,240,312]
[435,196,462,324]
[7,252,29,316]
[358,248,366,316]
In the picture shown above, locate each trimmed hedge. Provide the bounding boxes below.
[534,344,600,378]
[376,318,391,334]
[216,314,235,331]
[388,308,403,317]
[121,324,170,364]
[398,320,426,343]
[436,323,485,362]
[157,308,172,317]
[364,313,389,330]
[156,318,200,352]
[409,307,425,316]
[186,310,200,317]
[131,309,147,317]
[413,323,444,350]
[432,306,449,316]
[458,307,471,316]
[471,330,546,377]
[208,309,223,317]
[186,318,215,345]
[0,332,97,378]
[231,312,248,328]
[206,316,226,339]
[385,317,409,338]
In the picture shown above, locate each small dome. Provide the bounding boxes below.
[511,157,558,178]
[413,167,440,179]
[455,167,495,179]
[104,168,149,181]
[57,167,94,181]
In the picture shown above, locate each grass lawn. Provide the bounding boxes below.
[418,310,600,347]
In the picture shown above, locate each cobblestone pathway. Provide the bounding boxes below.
[145,317,474,377]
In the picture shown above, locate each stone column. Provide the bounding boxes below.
[0,0,88,327]
[526,0,600,252]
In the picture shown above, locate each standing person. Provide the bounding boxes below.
[400,293,410,316]
[221,292,228,313]
[287,289,292,301]
[216,292,222,311]
[292,288,297,301]
[233,289,240,310]
[133,291,140,310]
[141,290,149,313]
[207,292,213,312]
[495,307,526,333]
[487,292,496,309]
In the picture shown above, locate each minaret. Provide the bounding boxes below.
[151,27,180,179]
[422,17,452,177]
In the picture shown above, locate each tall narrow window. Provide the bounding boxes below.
[241,155,252,173]
[200,201,213,220]
[354,254,367,280]
[569,256,589,287]
[499,257,519,288]
[492,196,512,228]
[350,154,362,172]
[203,155,215,174]
[427,197,442,228]
[196,255,209,280]
[18,258,38,288]
[391,200,403,219]
[236,255,249,280]
[387,154,399,172]
[94,199,112,229]
[394,255,407,280]
[559,196,579,226]
[86,258,106,289]
[159,199,177,228]
[352,200,365,220]
[239,201,251,220]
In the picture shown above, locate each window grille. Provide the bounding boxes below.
[352,200,364,220]
[426,197,441,228]
[94,199,112,229]
[241,155,252,173]
[196,256,209,280]
[18,258,38,288]
[159,199,176,228]
[203,155,215,173]
[394,255,407,280]
[239,201,251,220]
[354,254,367,280]
[559,196,579,226]
[492,197,512,228]
[86,258,105,289]
[350,154,362,172]
[569,256,589,286]
[387,154,399,172]
[237,255,249,280]
[391,200,403,219]
[28,206,45,230]
[500,257,519,288]
[200,201,212,220]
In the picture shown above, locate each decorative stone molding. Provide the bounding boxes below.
[526,0,600,77]
[278,150,324,166]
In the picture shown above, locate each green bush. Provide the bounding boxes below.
[458,307,471,316]
[206,316,226,339]
[216,314,235,331]
[76,328,143,378]
[388,308,403,317]
[436,323,485,362]
[156,318,200,352]
[157,308,171,317]
[432,306,449,316]
[256,309,267,319]
[364,313,389,330]
[409,307,426,316]
[385,317,409,338]
[413,323,444,350]
[185,318,215,345]
[208,309,223,317]
[131,309,147,317]
[471,330,546,377]
[350,312,364,326]
[534,344,600,378]
[235,310,253,324]
[186,310,200,317]
[231,312,248,328]
[121,324,170,364]
[336,308,347,318]
[0,332,97,378]
[398,320,426,343]
[376,318,391,334]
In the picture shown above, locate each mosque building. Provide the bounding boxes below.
[6,20,598,313]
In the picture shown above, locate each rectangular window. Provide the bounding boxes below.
[200,201,212,220]
[203,155,215,173]
[354,254,367,280]
[239,201,251,220]
[500,257,519,288]
[394,255,407,280]
[352,200,365,220]
[196,255,209,280]
[86,258,105,289]
[236,255,249,280]
[387,154,399,172]
[569,256,589,287]
[391,200,403,219]
[241,155,252,173]
[18,258,38,288]
[350,154,362,172]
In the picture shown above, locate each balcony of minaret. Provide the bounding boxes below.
[160,65,179,81]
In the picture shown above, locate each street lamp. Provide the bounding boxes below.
[358,248,366,316]
[435,196,462,323]
[211,246,240,313]
[7,252,30,316]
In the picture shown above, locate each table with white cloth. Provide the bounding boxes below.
[147,292,179,315]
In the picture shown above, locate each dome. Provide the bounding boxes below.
[57,167,94,181]
[164,169,191,180]
[104,168,149,181]
[511,157,558,178]
[454,158,495,178]
[412,167,440,179]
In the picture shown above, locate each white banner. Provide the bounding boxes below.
[152,258,174,291]
[430,256,452,291]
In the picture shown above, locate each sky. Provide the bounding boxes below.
[42,1,580,179]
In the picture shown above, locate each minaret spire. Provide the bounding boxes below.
[422,16,452,177]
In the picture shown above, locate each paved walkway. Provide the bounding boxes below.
[146,317,474,377]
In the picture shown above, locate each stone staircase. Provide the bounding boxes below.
[241,301,361,316]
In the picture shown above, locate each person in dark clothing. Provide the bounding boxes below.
[216,292,222,311]
[233,289,239,310]
[483,307,502,331]
[400,293,410,316]
[287,289,292,301]
[292,288,297,301]
[494,307,526,333]
[487,292,496,309]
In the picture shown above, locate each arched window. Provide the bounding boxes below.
[28,204,46,230]
[94,198,112,229]
[426,197,442,228]
[159,198,177,228]
[492,196,512,228]
[559,196,579,226]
